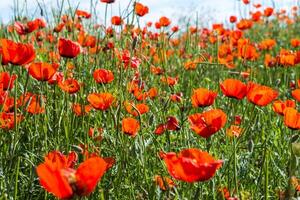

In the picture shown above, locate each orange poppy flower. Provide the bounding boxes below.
[160,148,223,182]
[0,72,17,90]
[124,101,149,117]
[87,93,114,111]
[147,87,158,99]
[135,3,149,17]
[93,69,114,84]
[72,103,93,116]
[292,89,300,102]
[188,109,227,138]
[159,16,171,27]
[283,108,300,130]
[161,76,178,86]
[272,100,295,115]
[236,19,253,30]
[58,78,81,94]
[0,112,24,129]
[58,38,81,58]
[170,92,183,103]
[154,175,176,190]
[191,88,217,107]
[247,82,278,106]
[0,38,35,65]
[111,16,123,26]
[291,38,300,48]
[28,62,59,81]
[36,151,114,199]
[220,79,247,100]
[19,93,46,114]
[75,10,91,19]
[122,117,140,137]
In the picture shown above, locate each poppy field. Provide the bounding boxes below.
[1,0,300,199]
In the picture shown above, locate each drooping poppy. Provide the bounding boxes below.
[0,38,35,65]
[93,69,114,84]
[188,109,227,138]
[58,38,81,58]
[58,78,81,94]
[283,108,300,130]
[272,100,295,115]
[135,2,149,17]
[247,82,278,106]
[160,148,223,182]
[191,88,217,107]
[122,117,140,137]
[87,93,114,111]
[0,72,17,90]
[28,62,59,81]
[220,79,247,100]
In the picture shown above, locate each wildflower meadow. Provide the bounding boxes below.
[0,0,300,199]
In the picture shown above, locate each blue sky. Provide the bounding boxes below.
[0,0,297,27]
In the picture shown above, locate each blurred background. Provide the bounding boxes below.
[0,0,298,27]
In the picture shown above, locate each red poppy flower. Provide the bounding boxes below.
[93,69,114,84]
[72,103,93,116]
[283,108,300,130]
[272,100,295,116]
[188,109,227,138]
[264,7,274,17]
[75,10,91,19]
[58,78,81,94]
[247,82,278,106]
[160,148,223,182]
[166,116,180,131]
[292,89,300,102]
[58,38,81,58]
[135,3,149,17]
[124,101,149,117]
[229,16,237,23]
[122,117,140,137]
[36,151,114,199]
[154,124,167,135]
[220,79,247,100]
[100,0,115,3]
[87,93,114,111]
[191,88,217,107]
[0,72,17,90]
[0,38,35,65]
[159,16,171,27]
[0,112,24,129]
[19,93,46,114]
[111,16,123,26]
[28,62,59,81]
